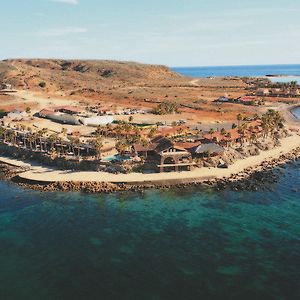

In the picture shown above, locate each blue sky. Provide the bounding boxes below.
[0,0,299,66]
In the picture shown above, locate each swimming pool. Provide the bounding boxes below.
[102,154,131,162]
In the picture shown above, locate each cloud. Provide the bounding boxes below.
[35,27,87,37]
[50,0,79,5]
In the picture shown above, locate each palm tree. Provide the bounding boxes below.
[116,140,127,155]
[18,125,27,148]
[66,137,77,157]
[32,132,39,151]
[250,133,257,145]
[220,128,227,136]
[0,126,7,142]
[141,138,150,158]
[115,124,123,137]
[260,110,285,139]
[94,137,103,160]
[48,134,57,153]
[273,111,285,131]
[73,138,81,158]
[237,113,243,127]
[209,128,215,140]
[56,137,64,156]
[177,127,184,136]
[261,114,271,138]
[131,126,142,143]
[238,123,248,146]
[27,134,34,150]
[290,81,297,88]
[37,130,44,152]
[6,130,14,145]
[105,123,112,136]
[61,127,67,136]
[95,125,104,137]
[148,127,157,139]
[123,122,133,133]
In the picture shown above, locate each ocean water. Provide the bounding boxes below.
[1,64,300,299]
[292,107,300,119]
[172,64,300,83]
[1,161,300,299]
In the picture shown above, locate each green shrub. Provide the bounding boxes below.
[39,81,46,88]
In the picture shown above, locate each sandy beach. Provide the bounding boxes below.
[0,133,296,185]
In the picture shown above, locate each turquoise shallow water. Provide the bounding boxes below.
[0,162,300,299]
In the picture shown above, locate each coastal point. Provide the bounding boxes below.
[0,60,300,192]
[9,134,300,185]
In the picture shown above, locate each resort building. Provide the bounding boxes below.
[255,87,300,98]
[6,110,28,121]
[39,106,115,126]
[236,96,261,105]
[80,116,115,126]
[55,106,84,115]
[39,109,81,125]
[257,88,270,96]
[203,129,241,147]
[156,126,190,138]
[133,136,195,172]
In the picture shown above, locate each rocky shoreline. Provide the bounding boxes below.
[0,146,299,194]
[210,146,300,191]
[0,163,29,181]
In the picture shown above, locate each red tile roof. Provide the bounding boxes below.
[203,129,241,142]
[133,143,157,152]
[54,106,84,113]
[39,109,56,117]
[175,142,200,150]
[156,126,189,136]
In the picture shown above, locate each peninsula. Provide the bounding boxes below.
[0,59,300,192]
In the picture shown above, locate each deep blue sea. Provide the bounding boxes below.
[0,163,300,300]
[173,65,300,85]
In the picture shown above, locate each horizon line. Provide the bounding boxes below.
[1,57,300,69]
[172,63,300,68]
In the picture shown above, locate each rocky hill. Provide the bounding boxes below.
[0,59,248,122]
[0,59,188,93]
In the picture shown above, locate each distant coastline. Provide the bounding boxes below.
[290,106,300,120]
[173,64,300,78]
[265,74,300,77]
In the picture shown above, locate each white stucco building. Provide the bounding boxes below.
[80,116,114,126]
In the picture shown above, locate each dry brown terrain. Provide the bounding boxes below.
[0,59,291,124]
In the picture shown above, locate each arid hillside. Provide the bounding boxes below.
[0,59,188,91]
[0,59,255,123]
[2,58,247,99]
